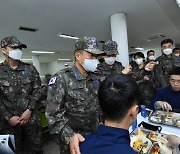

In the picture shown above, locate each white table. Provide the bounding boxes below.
[129,112,180,137]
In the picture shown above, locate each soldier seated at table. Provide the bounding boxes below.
[150,67,180,111]
[80,74,141,154]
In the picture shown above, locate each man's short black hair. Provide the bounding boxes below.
[173,48,180,53]
[161,39,173,47]
[136,52,145,59]
[169,67,180,76]
[98,74,141,122]
[147,50,155,56]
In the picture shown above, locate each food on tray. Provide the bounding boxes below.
[133,139,148,152]
[131,135,152,153]
[157,136,173,154]
[166,113,173,119]
[149,132,157,141]
[136,129,146,136]
[150,145,160,154]
[150,116,162,123]
[149,110,180,128]
[164,119,174,125]
[176,120,180,127]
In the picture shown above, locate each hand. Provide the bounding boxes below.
[155,101,172,111]
[167,135,180,147]
[69,133,85,154]
[122,65,132,74]
[8,116,21,126]
[144,61,156,71]
[143,75,149,80]
[19,109,32,125]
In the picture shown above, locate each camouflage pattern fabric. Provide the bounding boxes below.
[96,61,124,82]
[131,63,156,107]
[1,36,27,48]
[102,40,118,55]
[46,66,100,154]
[75,37,104,55]
[154,54,180,89]
[0,61,43,153]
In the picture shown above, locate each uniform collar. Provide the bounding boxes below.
[72,65,98,81]
[2,60,25,71]
[72,66,86,80]
[97,124,130,144]
[161,54,172,59]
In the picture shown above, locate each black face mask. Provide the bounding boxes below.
[98,58,104,63]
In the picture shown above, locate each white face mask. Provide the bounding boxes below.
[163,48,172,55]
[104,57,116,65]
[8,49,22,60]
[82,58,99,72]
[148,55,155,61]
[135,58,143,65]
[175,53,179,57]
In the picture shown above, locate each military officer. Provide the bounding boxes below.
[97,40,132,81]
[0,36,43,154]
[45,37,104,154]
[154,39,180,88]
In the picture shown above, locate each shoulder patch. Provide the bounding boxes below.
[48,77,57,85]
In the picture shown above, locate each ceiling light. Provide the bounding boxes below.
[57,33,79,40]
[135,47,144,51]
[58,59,71,61]
[32,51,55,54]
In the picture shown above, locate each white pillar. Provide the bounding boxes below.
[110,13,129,66]
[32,55,41,74]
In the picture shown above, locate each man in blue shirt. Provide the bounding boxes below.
[150,67,180,110]
[80,74,140,154]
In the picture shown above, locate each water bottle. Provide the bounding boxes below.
[141,105,147,118]
[132,118,137,131]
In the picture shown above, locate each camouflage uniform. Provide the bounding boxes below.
[131,63,156,107]
[154,54,180,89]
[97,61,124,81]
[97,40,124,81]
[46,37,103,154]
[0,36,43,154]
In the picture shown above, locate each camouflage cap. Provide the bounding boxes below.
[102,40,118,56]
[75,37,104,55]
[1,36,27,48]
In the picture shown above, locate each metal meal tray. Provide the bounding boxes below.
[130,127,166,154]
[148,110,180,128]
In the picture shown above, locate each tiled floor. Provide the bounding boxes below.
[43,134,60,154]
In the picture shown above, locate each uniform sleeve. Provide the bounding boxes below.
[0,95,13,121]
[45,74,75,145]
[150,89,163,110]
[153,64,167,89]
[27,65,42,110]
[131,67,145,81]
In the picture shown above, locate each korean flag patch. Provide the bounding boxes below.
[48,77,57,85]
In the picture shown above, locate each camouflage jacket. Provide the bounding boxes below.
[96,61,124,81]
[0,61,42,121]
[46,66,100,144]
[131,63,145,82]
[154,54,180,88]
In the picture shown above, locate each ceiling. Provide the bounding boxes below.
[0,0,180,63]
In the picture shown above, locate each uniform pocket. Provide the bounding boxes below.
[0,80,10,95]
[21,78,33,93]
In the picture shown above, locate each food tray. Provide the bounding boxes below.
[148,110,180,128]
[130,127,172,154]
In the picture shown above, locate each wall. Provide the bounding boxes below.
[130,47,162,59]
